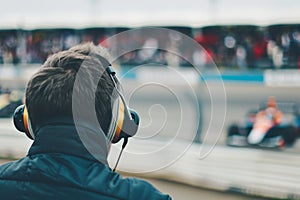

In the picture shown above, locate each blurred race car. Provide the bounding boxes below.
[0,89,23,118]
[227,99,300,149]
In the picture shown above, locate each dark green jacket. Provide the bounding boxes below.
[0,123,171,200]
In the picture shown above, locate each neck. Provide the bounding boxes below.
[28,119,109,165]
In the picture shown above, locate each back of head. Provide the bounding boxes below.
[25,42,116,135]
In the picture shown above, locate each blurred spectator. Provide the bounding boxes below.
[137,38,159,64]
[192,49,207,71]
[223,34,237,66]
[267,40,283,69]
[3,51,13,64]
[236,45,248,70]
[0,25,299,69]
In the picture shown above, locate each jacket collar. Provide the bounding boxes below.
[28,119,109,165]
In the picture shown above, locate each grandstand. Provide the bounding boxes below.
[0,0,300,69]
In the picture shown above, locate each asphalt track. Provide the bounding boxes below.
[132,177,270,200]
[0,79,300,199]
[123,79,300,151]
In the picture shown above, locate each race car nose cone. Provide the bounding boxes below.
[248,129,265,144]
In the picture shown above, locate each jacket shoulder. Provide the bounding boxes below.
[0,156,172,200]
[0,158,28,178]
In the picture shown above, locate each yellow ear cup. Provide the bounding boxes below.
[23,106,29,134]
[22,106,34,140]
[112,98,125,143]
[13,105,35,140]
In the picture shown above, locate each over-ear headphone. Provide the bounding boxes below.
[13,105,35,140]
[106,65,140,143]
[13,65,139,144]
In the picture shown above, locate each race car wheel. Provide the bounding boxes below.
[268,126,297,146]
[228,124,239,136]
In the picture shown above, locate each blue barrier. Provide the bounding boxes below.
[120,67,265,83]
[120,69,137,79]
[202,73,264,83]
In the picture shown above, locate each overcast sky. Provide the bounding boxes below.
[1,0,300,28]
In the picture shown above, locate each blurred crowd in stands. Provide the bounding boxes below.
[0,25,300,70]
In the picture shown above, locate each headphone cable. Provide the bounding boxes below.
[112,137,128,172]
